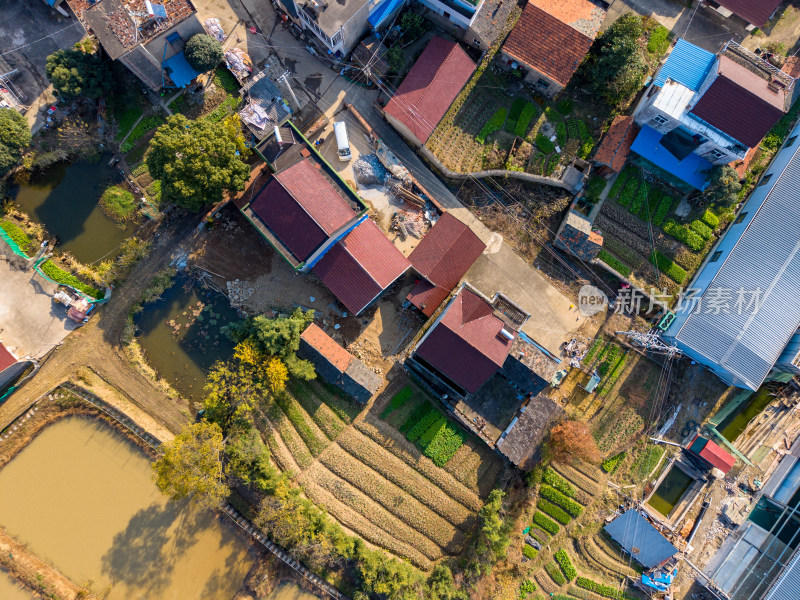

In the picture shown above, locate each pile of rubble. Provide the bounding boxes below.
[226,279,254,309]
[353,154,388,186]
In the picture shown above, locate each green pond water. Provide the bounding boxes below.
[9,159,137,263]
[717,387,775,443]
[0,571,31,600]
[0,416,252,598]
[136,275,238,400]
[648,466,693,517]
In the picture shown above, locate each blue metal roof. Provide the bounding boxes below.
[163,52,199,88]
[631,125,712,190]
[369,0,405,29]
[151,3,168,18]
[654,39,716,91]
[604,510,678,569]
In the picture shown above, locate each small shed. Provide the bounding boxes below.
[298,324,382,403]
[496,394,563,470]
[554,211,603,262]
[593,115,638,175]
[688,434,736,474]
[604,510,678,569]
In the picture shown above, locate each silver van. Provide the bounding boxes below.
[334,121,352,162]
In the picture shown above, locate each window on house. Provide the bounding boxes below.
[759,173,773,186]
[473,38,481,46]
[735,212,747,224]
[710,251,722,262]
[707,148,725,160]
[443,11,450,18]
[652,114,668,125]
[332,31,342,45]
[535,78,549,89]
[786,135,798,147]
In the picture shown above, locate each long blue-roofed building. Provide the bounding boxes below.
[662,116,800,390]
[631,39,794,189]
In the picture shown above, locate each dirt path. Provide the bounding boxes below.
[0,220,199,433]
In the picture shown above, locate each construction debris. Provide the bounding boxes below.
[352,154,387,186]
[203,18,225,42]
[224,48,253,82]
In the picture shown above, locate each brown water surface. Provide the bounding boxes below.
[0,416,252,599]
[0,571,32,600]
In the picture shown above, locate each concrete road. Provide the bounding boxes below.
[0,0,85,130]
[604,0,747,52]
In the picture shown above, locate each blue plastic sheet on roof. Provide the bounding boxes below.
[163,51,199,88]
[604,510,679,569]
[151,3,168,18]
[369,0,404,29]
[631,125,712,190]
[642,568,677,591]
[654,39,716,91]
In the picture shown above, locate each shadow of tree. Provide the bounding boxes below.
[100,502,203,594]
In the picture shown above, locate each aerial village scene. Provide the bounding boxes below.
[2,0,800,599]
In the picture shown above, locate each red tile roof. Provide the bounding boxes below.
[300,323,353,372]
[313,218,411,315]
[407,213,486,316]
[415,288,513,394]
[0,342,17,372]
[689,434,735,474]
[248,159,357,261]
[714,0,782,27]
[593,115,639,172]
[249,178,328,261]
[503,2,594,87]
[275,159,356,234]
[690,56,787,148]
[529,0,604,37]
[783,56,800,79]
[383,37,476,145]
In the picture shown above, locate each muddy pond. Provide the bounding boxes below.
[648,466,693,517]
[9,159,137,264]
[0,416,253,599]
[717,387,775,443]
[136,275,239,401]
[0,571,31,600]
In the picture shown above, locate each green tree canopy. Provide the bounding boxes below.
[705,165,742,206]
[152,421,229,509]
[225,308,316,380]
[146,114,249,211]
[590,13,648,106]
[45,49,113,100]
[0,108,31,174]
[185,34,224,72]
[224,426,282,492]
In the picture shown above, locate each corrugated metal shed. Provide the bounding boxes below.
[654,39,716,91]
[604,510,678,569]
[665,127,800,390]
[764,546,800,600]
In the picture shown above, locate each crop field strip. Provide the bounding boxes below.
[574,537,634,581]
[264,402,314,469]
[552,463,600,496]
[318,445,466,551]
[273,392,331,456]
[335,428,475,528]
[301,464,435,569]
[356,416,485,508]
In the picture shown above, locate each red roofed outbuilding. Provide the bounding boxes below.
[383,37,476,147]
[688,434,736,474]
[410,286,514,396]
[313,218,411,316]
[407,213,486,317]
[593,116,639,175]
[500,0,605,97]
[708,0,782,29]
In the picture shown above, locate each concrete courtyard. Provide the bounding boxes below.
[0,259,79,360]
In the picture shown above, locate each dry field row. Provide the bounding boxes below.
[553,463,600,496]
[265,402,314,470]
[301,463,436,569]
[319,445,466,552]
[335,428,475,528]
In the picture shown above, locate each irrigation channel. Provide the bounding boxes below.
[647,466,693,518]
[0,571,31,600]
[717,387,776,443]
[0,416,253,598]
[8,158,138,263]
[135,273,239,400]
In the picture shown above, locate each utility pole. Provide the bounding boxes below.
[616,330,682,358]
[278,70,300,109]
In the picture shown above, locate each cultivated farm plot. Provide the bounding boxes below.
[259,377,500,569]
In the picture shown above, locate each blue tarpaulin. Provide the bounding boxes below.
[642,567,677,591]
[604,510,678,569]
[654,39,716,91]
[631,125,711,190]
[163,51,199,88]
[368,0,404,29]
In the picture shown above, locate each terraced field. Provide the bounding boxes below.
[257,377,503,569]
